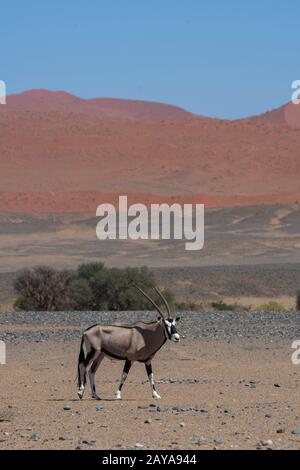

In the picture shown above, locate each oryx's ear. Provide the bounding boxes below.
[175,316,181,322]
[157,315,162,321]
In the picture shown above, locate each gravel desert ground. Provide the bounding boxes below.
[0,311,300,450]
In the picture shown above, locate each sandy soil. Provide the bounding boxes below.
[223,296,295,310]
[0,337,299,450]
[2,204,300,273]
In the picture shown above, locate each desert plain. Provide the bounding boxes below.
[0,310,300,450]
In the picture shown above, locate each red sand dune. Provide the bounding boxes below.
[0,90,300,212]
[0,89,193,120]
[0,191,300,213]
[247,101,300,129]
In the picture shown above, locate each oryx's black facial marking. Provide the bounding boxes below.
[164,318,180,342]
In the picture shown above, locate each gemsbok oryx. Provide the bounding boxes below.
[77,285,180,400]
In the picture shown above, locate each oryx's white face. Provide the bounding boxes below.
[164,317,180,342]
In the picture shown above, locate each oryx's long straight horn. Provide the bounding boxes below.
[133,283,165,319]
[154,287,171,317]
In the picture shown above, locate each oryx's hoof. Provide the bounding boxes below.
[92,393,102,400]
[115,391,122,400]
[152,392,161,400]
[77,389,84,400]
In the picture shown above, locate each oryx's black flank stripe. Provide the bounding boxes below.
[101,348,126,361]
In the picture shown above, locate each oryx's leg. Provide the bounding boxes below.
[77,334,96,399]
[145,360,161,399]
[78,350,95,399]
[89,352,105,400]
[115,360,133,400]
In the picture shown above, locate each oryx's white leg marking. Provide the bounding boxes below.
[89,352,104,400]
[77,384,85,400]
[115,360,133,400]
[146,360,161,399]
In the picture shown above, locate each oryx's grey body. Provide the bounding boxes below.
[82,321,167,362]
[77,285,180,400]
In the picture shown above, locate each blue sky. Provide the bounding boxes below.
[0,1,299,118]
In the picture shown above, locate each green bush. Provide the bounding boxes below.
[296,290,300,311]
[13,294,38,311]
[14,266,75,311]
[257,301,284,312]
[175,301,200,311]
[70,278,95,310]
[77,262,105,281]
[13,262,174,312]
[211,301,237,311]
